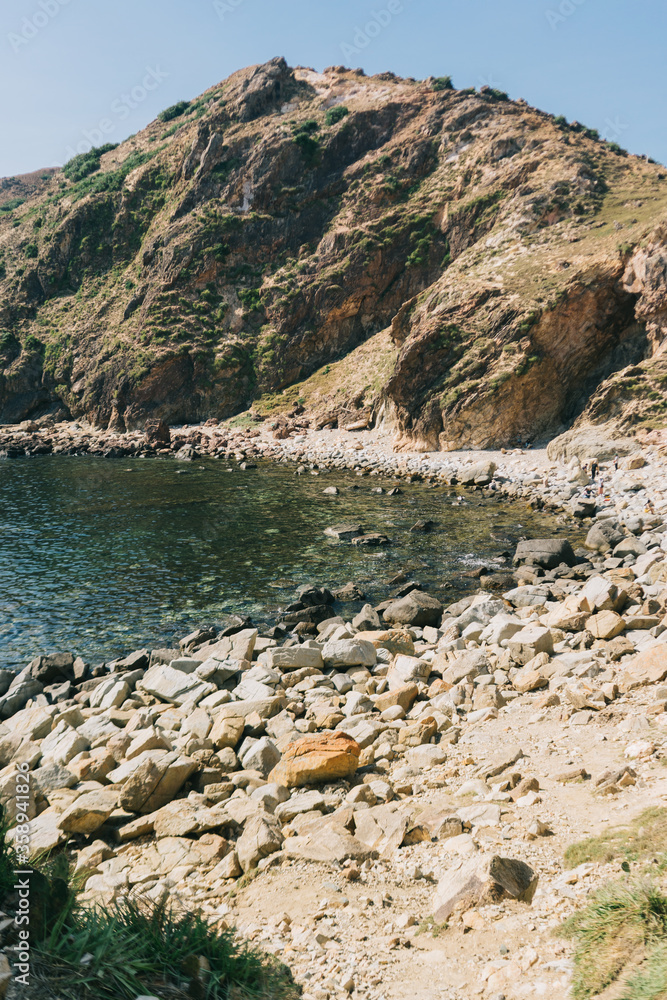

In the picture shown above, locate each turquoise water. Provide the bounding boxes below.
[0,456,573,668]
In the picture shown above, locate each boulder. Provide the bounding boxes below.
[458,461,497,486]
[514,539,575,569]
[58,789,119,835]
[89,677,130,711]
[322,638,377,669]
[383,590,443,628]
[269,732,360,788]
[508,625,554,665]
[236,814,284,872]
[209,715,244,750]
[585,521,624,553]
[266,646,324,671]
[283,824,374,864]
[622,645,667,688]
[374,683,419,714]
[587,610,626,640]
[117,751,198,814]
[324,524,364,541]
[137,664,216,705]
[241,737,281,777]
[579,576,625,613]
[433,854,538,922]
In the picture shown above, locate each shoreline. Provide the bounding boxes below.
[1,422,667,999]
[2,417,667,521]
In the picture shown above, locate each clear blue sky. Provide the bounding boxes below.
[1,0,664,177]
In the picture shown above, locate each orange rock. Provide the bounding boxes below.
[269,731,361,788]
[622,645,667,689]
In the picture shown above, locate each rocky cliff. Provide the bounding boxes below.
[1,57,666,447]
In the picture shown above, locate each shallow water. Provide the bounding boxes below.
[0,456,575,668]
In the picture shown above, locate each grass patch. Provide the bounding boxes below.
[0,816,296,1000]
[561,878,667,999]
[416,916,448,937]
[564,807,667,869]
[38,897,295,1000]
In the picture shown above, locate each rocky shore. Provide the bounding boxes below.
[1,461,667,998]
[2,415,667,523]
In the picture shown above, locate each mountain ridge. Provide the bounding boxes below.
[1,56,667,448]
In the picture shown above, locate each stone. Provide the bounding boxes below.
[588,610,626,640]
[353,804,409,857]
[579,576,625,613]
[41,723,90,765]
[237,814,284,872]
[241,737,281,777]
[508,625,554,665]
[512,667,549,693]
[514,539,575,569]
[383,590,443,628]
[585,521,624,553]
[0,678,43,718]
[210,715,244,750]
[138,664,216,705]
[433,855,538,922]
[58,789,119,835]
[613,536,647,559]
[269,731,360,788]
[283,824,374,864]
[28,652,75,684]
[117,751,198,814]
[477,747,524,779]
[352,604,382,631]
[406,744,448,768]
[374,683,419,714]
[388,654,432,688]
[89,677,130,711]
[322,638,377,668]
[266,646,324,671]
[622,645,667,688]
[459,460,497,486]
[32,762,77,795]
[324,524,364,541]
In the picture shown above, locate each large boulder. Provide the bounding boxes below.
[322,638,376,669]
[514,539,575,569]
[458,460,497,486]
[383,590,443,628]
[269,732,360,788]
[433,854,538,922]
[58,789,119,835]
[585,520,624,553]
[117,751,198,814]
[622,645,667,689]
[137,664,216,705]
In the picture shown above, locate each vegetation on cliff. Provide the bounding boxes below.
[1,57,666,446]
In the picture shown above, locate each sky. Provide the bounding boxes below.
[0,0,664,177]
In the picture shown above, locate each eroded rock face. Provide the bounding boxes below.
[2,61,667,444]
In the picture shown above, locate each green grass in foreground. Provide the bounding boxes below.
[38,898,296,1000]
[0,809,297,999]
[561,879,667,1000]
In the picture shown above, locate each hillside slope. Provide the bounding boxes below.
[1,57,666,447]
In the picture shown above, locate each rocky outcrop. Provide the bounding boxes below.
[1,61,667,444]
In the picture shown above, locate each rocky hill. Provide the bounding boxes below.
[1,57,667,448]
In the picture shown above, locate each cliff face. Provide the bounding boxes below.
[1,57,667,445]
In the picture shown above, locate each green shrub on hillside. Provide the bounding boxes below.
[431,76,454,91]
[325,105,349,126]
[0,197,25,213]
[63,144,118,183]
[158,100,191,122]
[24,243,38,259]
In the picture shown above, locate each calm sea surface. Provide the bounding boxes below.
[0,455,576,668]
